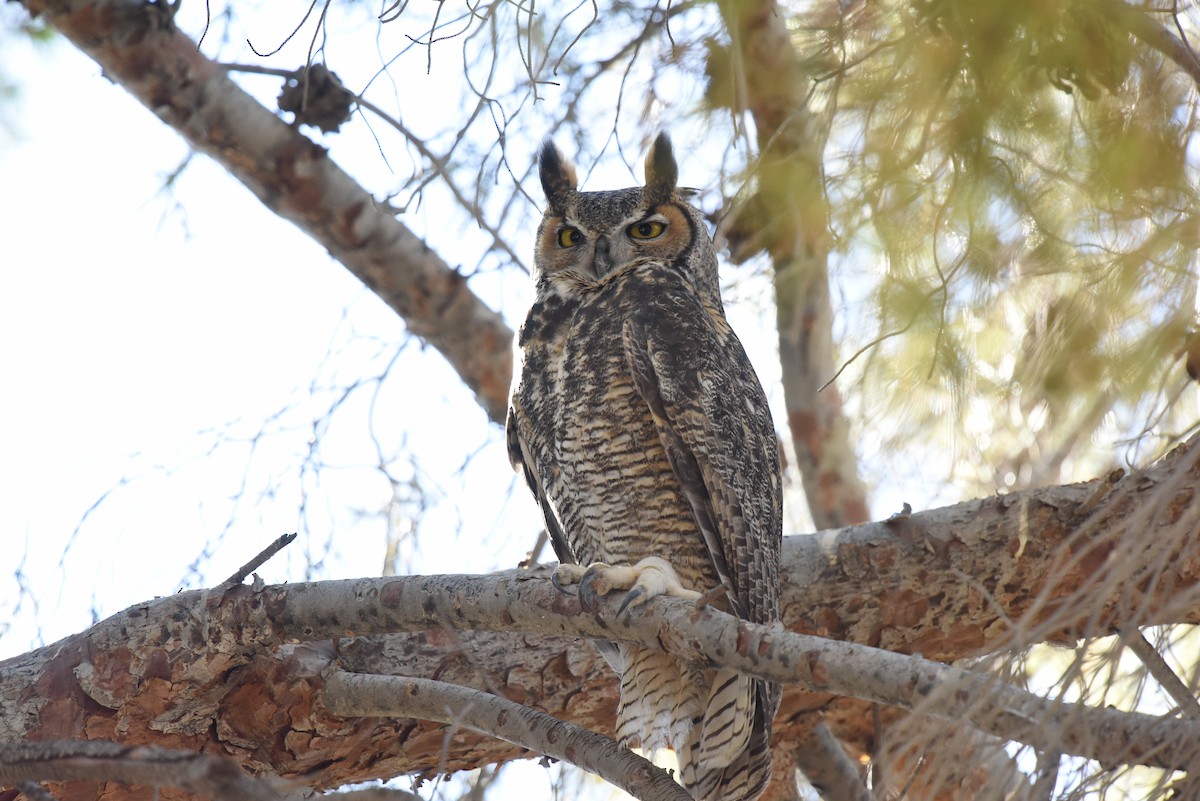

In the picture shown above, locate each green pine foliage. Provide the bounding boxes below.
[807,0,1198,494]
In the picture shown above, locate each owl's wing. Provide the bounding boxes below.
[621,278,781,624]
[506,405,577,567]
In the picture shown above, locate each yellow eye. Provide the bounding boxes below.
[557,227,582,248]
[628,220,665,240]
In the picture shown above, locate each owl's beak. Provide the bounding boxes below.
[591,235,612,277]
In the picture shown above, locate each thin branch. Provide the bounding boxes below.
[1101,0,1200,88]
[223,532,297,586]
[1122,629,1200,717]
[353,94,530,273]
[792,721,869,801]
[0,741,284,801]
[1028,750,1061,801]
[324,672,691,801]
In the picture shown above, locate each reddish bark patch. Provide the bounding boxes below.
[880,589,929,628]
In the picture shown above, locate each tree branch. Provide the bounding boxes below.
[18,0,515,424]
[269,576,1200,771]
[1100,0,1200,88]
[323,672,690,801]
[789,722,869,801]
[3,435,1198,796]
[4,436,1200,790]
[0,741,284,801]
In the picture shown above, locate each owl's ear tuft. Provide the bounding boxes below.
[539,139,577,214]
[644,132,678,204]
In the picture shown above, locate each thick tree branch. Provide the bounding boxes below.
[789,722,868,801]
[18,0,515,424]
[323,672,689,801]
[3,432,1198,797]
[4,436,1200,792]
[270,577,1200,771]
[6,564,1200,791]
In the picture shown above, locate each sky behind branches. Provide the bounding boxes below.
[0,32,543,657]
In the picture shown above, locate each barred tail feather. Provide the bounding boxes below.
[696,669,753,767]
[679,676,778,801]
[612,644,779,801]
[613,644,705,753]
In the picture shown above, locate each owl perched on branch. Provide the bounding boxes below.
[506,133,782,801]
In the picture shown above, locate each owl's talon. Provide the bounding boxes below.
[617,587,644,616]
[551,570,569,594]
[562,557,702,615]
[578,566,610,613]
[552,563,589,595]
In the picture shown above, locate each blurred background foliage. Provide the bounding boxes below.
[799,0,1200,498]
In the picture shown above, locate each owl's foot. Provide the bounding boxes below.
[555,557,701,615]
[552,562,597,594]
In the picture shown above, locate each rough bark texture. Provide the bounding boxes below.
[17,0,514,425]
[716,0,871,531]
[4,437,1200,799]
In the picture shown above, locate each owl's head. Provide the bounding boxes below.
[533,133,720,306]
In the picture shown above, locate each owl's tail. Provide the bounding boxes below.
[678,669,778,801]
[611,644,778,801]
[612,645,705,754]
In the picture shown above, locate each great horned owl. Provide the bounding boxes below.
[506,134,782,801]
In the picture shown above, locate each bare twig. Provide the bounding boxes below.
[223,532,298,586]
[324,672,691,801]
[352,95,530,273]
